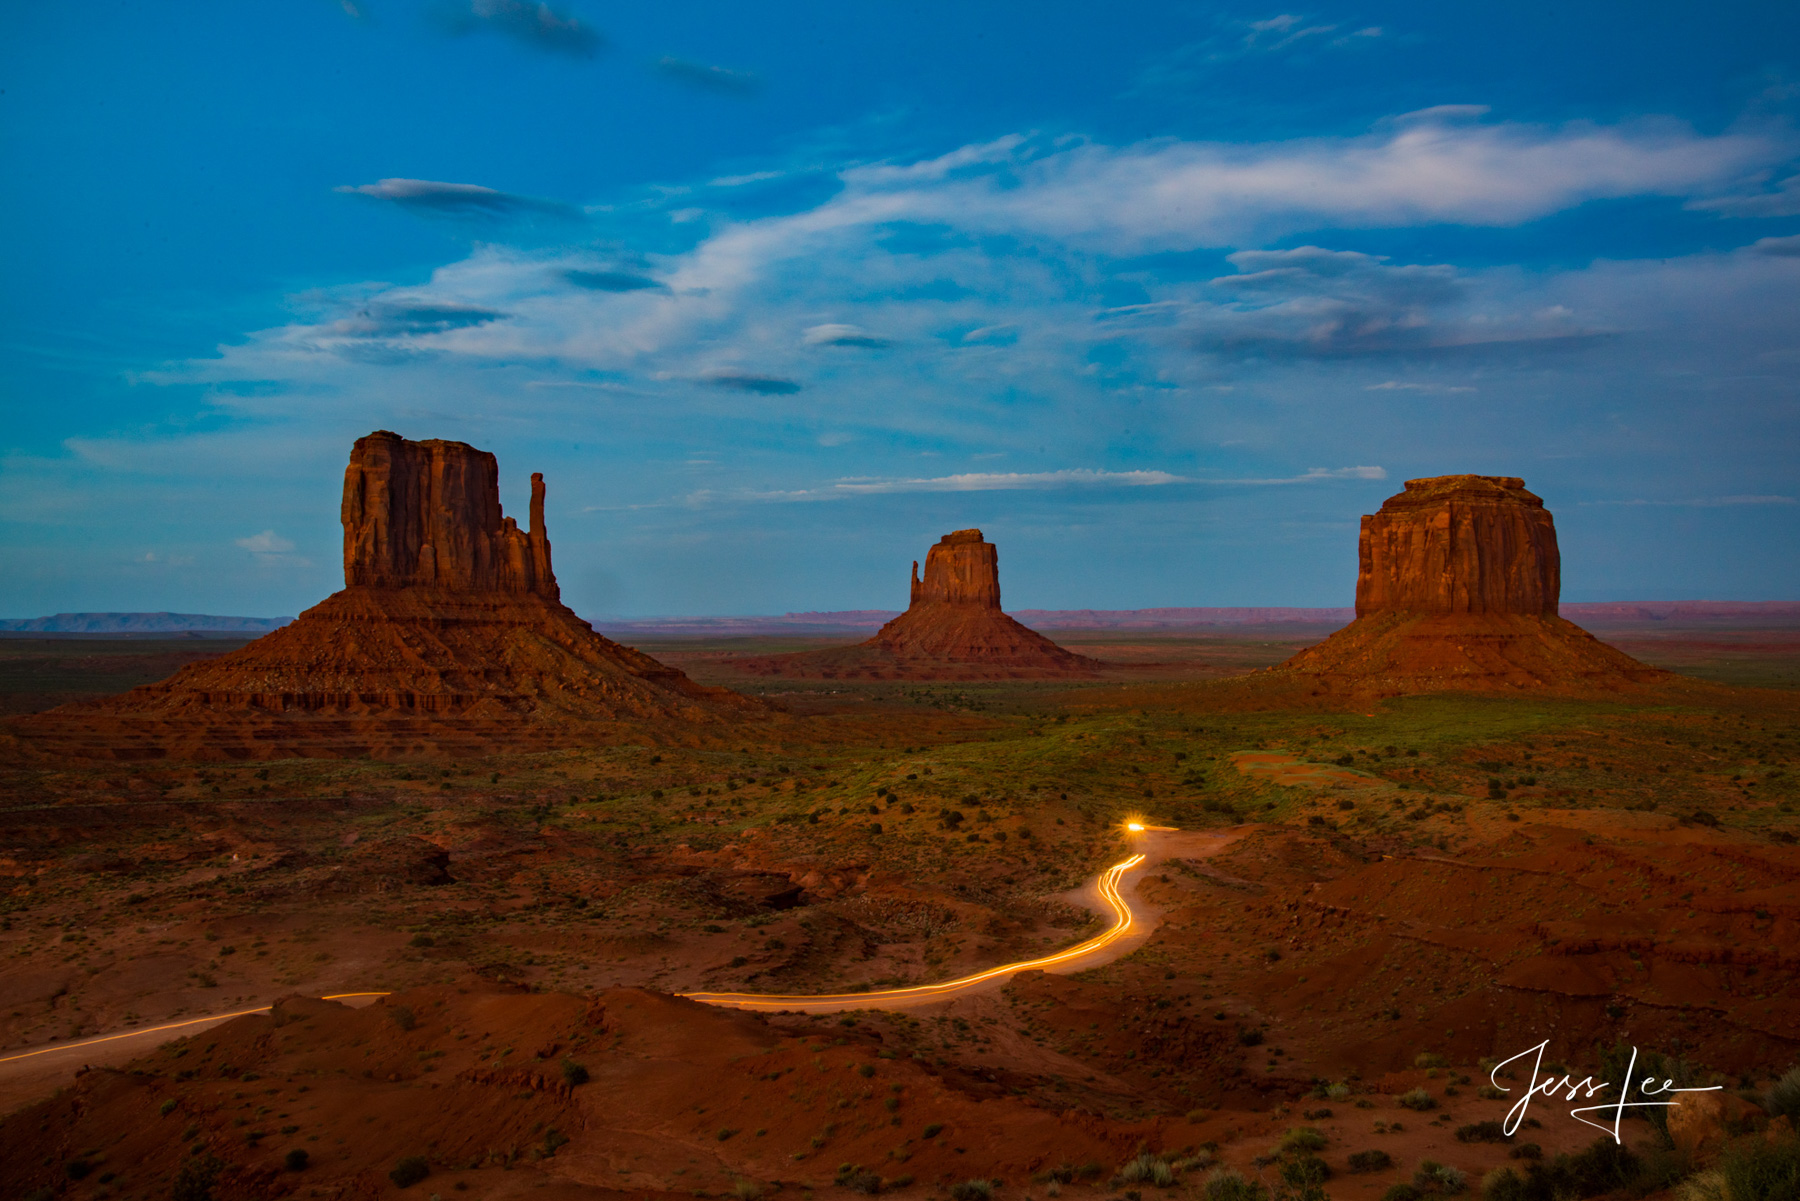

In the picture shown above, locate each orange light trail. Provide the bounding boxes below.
[681,851,1149,1011]
[0,992,391,1066]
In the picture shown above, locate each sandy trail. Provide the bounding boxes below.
[0,993,387,1116]
[0,824,1252,1112]
[683,823,1253,1013]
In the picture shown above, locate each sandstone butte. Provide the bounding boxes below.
[1276,474,1667,695]
[4,432,761,760]
[729,529,1104,680]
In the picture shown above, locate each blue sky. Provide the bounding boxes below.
[3,2,1799,618]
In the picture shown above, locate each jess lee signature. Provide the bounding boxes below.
[1488,1041,1721,1145]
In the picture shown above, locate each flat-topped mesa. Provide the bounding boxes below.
[342,431,557,599]
[909,529,1002,609]
[1356,474,1558,618]
[1275,473,1664,696]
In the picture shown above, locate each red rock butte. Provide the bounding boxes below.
[1278,474,1666,694]
[4,432,761,759]
[729,529,1104,680]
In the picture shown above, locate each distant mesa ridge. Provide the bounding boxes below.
[7,601,1799,640]
[6,431,759,759]
[0,612,292,634]
[1277,473,1670,695]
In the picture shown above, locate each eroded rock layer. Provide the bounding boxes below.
[1355,474,1559,617]
[729,529,1104,680]
[1279,475,1664,695]
[7,432,760,758]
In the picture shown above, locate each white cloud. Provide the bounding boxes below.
[830,115,1785,253]
[236,530,296,554]
[803,323,891,348]
[1585,495,1796,508]
[1689,173,1800,218]
[833,468,1187,494]
[1365,381,1479,393]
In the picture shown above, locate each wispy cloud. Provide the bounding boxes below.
[1106,246,1579,359]
[1586,495,1796,507]
[834,118,1785,252]
[686,465,1389,506]
[1749,234,1800,257]
[438,0,603,57]
[235,530,298,557]
[336,177,583,221]
[653,56,761,95]
[1690,173,1800,218]
[833,468,1186,494]
[803,323,891,348]
[328,300,508,338]
[1214,466,1389,484]
[563,268,666,292]
[703,371,803,395]
[1365,380,1478,393]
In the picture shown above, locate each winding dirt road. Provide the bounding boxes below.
[684,822,1251,1013]
[0,823,1252,1109]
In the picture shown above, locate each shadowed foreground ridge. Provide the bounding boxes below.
[4,432,761,759]
[729,529,1105,679]
[1277,474,1666,695]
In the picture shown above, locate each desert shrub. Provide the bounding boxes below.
[1326,1082,1351,1100]
[1118,1152,1177,1187]
[922,1123,944,1139]
[1677,1170,1727,1201]
[388,1005,417,1032]
[1508,1144,1542,1161]
[172,1155,224,1201]
[1481,1168,1526,1201]
[1765,1066,1800,1124]
[1564,1136,1640,1196]
[950,1180,993,1201]
[1203,1169,1269,1201]
[389,1155,431,1188]
[1478,1085,1509,1100]
[1350,1150,1394,1173]
[1717,1132,1800,1201]
[561,1057,589,1086]
[1456,1121,1511,1143]
[1414,1160,1468,1195]
[408,933,434,947]
[732,1180,765,1201]
[1382,1186,1426,1201]
[1398,1088,1438,1111]
[1237,1027,1265,1047]
[65,1160,93,1180]
[1281,1153,1332,1190]
[837,1166,883,1194]
[1280,1127,1328,1154]
[1416,1052,1449,1069]
[284,1148,309,1171]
